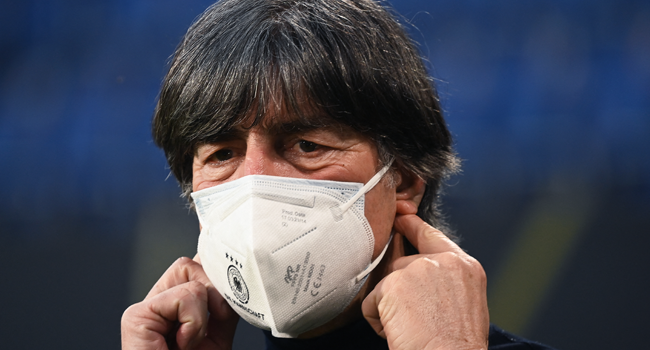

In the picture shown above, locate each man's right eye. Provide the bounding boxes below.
[211,149,233,162]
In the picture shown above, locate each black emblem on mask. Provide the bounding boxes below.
[227,265,249,304]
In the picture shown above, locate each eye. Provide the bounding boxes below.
[211,149,233,162]
[298,140,319,152]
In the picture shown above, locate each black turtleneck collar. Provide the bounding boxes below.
[263,320,556,350]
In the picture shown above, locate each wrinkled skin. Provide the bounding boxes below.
[121,115,489,349]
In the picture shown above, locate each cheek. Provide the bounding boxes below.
[364,182,396,259]
[192,160,238,191]
[192,169,211,192]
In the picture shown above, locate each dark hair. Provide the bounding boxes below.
[152,0,459,240]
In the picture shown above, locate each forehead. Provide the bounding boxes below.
[230,102,359,137]
[192,83,377,152]
[257,112,347,134]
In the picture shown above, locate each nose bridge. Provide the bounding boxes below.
[242,130,274,176]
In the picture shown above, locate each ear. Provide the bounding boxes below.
[394,168,426,215]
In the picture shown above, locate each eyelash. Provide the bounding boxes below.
[204,138,327,167]
[297,140,319,152]
[213,149,233,161]
[205,148,237,166]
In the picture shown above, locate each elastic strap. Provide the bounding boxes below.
[355,233,394,283]
[330,159,394,219]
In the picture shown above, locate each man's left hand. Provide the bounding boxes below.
[362,214,489,350]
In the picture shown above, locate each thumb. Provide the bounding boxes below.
[361,281,387,339]
[195,253,240,348]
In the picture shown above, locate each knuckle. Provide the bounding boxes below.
[121,302,150,331]
[459,253,483,270]
[179,280,208,300]
[467,257,487,281]
[408,256,441,273]
[421,251,461,270]
[440,252,487,282]
[436,251,460,262]
[415,252,483,273]
[172,256,204,282]
[164,256,195,280]
[121,303,139,322]
[148,257,199,297]
[172,256,195,269]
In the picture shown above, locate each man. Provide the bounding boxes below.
[122,0,554,349]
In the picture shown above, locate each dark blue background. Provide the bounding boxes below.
[1,0,648,349]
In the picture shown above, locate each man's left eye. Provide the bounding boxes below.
[298,140,319,152]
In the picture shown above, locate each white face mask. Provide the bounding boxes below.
[191,163,393,338]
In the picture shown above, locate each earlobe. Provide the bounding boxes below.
[395,170,425,215]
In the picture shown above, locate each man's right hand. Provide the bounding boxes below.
[121,256,239,350]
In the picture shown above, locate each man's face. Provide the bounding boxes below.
[191,112,397,261]
[190,109,423,336]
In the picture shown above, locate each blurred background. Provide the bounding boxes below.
[0,0,648,348]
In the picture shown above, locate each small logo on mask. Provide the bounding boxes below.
[284,266,294,284]
[284,264,301,286]
[227,265,249,304]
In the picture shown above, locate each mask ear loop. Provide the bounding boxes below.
[326,159,395,284]
[330,159,394,221]
[354,232,394,283]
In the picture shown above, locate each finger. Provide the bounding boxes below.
[145,256,239,348]
[147,257,214,300]
[194,253,239,349]
[200,308,239,350]
[390,252,465,271]
[188,253,237,323]
[153,281,209,350]
[361,280,387,339]
[122,281,208,350]
[389,254,421,272]
[393,214,463,255]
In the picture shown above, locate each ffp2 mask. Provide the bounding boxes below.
[191,163,393,337]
